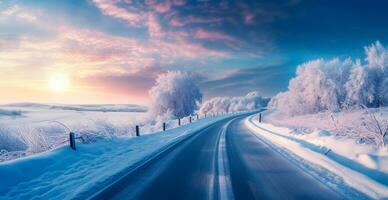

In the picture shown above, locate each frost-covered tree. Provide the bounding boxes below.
[199,91,269,115]
[269,41,388,116]
[345,62,376,107]
[149,71,202,119]
[269,58,354,115]
[365,42,388,107]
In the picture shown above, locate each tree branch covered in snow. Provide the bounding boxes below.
[269,41,388,116]
[149,71,202,119]
[199,91,269,115]
[360,106,388,147]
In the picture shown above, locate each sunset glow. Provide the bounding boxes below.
[0,1,387,105]
[48,73,70,92]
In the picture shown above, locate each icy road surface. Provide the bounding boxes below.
[87,113,351,200]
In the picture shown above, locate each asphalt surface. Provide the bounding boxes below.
[91,113,343,200]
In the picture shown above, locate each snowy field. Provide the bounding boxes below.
[0,103,149,162]
[247,111,388,199]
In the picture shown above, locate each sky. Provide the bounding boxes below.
[1,0,388,105]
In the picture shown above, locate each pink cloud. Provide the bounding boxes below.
[172,0,185,6]
[146,0,172,13]
[243,12,255,24]
[145,0,186,13]
[92,0,144,26]
[32,26,228,73]
[152,38,229,60]
[169,15,222,27]
[194,29,237,42]
[147,13,164,38]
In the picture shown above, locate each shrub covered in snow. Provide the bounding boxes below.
[269,41,388,116]
[0,127,27,152]
[0,109,22,116]
[149,71,202,119]
[266,107,388,148]
[199,91,269,115]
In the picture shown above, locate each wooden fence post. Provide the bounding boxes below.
[69,132,76,150]
[163,122,166,131]
[189,116,192,123]
[259,113,262,123]
[136,125,140,136]
[178,118,181,126]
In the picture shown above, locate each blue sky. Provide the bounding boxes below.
[1,0,387,104]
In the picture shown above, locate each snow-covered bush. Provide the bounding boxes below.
[199,91,269,115]
[0,126,27,151]
[266,107,388,148]
[270,41,388,116]
[149,71,202,119]
[0,109,22,116]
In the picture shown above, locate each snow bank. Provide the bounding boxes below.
[266,106,388,148]
[246,112,388,199]
[0,114,235,199]
[269,41,388,116]
[199,91,269,115]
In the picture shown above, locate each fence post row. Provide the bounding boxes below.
[133,113,209,138]
[136,125,140,136]
[67,111,258,151]
[69,132,76,150]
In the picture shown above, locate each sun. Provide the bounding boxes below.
[49,73,70,92]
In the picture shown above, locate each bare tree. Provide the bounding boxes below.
[360,105,388,147]
[327,108,360,138]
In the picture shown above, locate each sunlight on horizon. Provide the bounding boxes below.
[48,73,71,92]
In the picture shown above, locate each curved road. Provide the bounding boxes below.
[90,113,343,200]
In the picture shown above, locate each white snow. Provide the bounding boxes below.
[0,113,234,199]
[0,104,149,162]
[245,111,388,199]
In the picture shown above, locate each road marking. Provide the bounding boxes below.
[217,120,235,200]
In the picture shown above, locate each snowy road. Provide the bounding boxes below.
[90,113,343,200]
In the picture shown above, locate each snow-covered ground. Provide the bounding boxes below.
[246,111,388,199]
[0,103,152,162]
[0,113,235,199]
